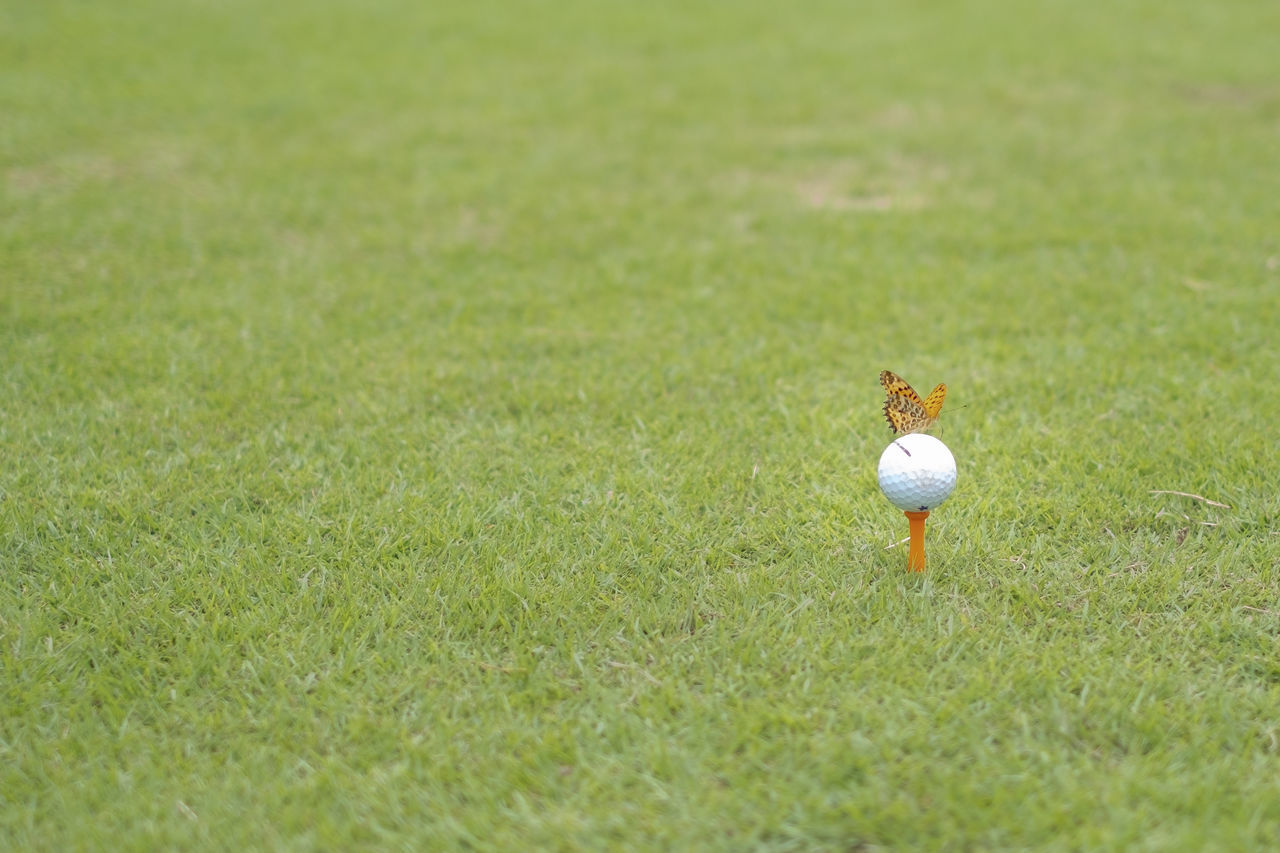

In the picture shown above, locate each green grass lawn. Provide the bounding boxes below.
[4,0,1280,848]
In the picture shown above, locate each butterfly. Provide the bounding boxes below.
[880,370,946,434]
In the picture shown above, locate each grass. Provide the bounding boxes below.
[3,0,1280,848]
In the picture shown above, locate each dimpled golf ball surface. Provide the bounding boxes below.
[877,433,957,511]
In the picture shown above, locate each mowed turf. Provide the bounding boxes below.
[3,0,1280,848]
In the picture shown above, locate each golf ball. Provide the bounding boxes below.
[877,433,957,512]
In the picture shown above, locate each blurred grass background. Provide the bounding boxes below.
[3,0,1280,848]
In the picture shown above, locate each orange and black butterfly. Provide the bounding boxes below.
[880,370,946,434]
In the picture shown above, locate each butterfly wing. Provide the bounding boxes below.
[884,395,935,434]
[921,383,946,418]
[880,371,944,434]
[880,371,924,407]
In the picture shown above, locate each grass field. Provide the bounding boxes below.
[4,0,1280,848]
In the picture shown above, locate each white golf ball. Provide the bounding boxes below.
[877,434,957,512]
